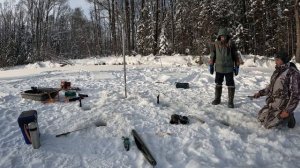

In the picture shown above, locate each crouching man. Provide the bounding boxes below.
[252,50,300,129]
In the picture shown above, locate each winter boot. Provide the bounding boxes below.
[212,85,222,105]
[288,113,296,128]
[228,86,235,108]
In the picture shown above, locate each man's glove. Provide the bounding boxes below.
[233,66,239,76]
[209,64,214,75]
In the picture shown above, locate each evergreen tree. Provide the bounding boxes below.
[137,2,154,55]
[158,25,169,55]
[15,24,31,65]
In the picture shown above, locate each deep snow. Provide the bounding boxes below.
[0,54,300,168]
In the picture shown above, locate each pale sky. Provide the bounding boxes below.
[69,0,92,16]
[0,0,92,16]
[0,0,91,6]
[0,0,11,4]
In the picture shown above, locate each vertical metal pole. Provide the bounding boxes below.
[291,20,294,57]
[287,17,290,55]
[254,25,256,55]
[122,23,127,98]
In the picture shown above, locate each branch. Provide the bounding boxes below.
[95,0,109,11]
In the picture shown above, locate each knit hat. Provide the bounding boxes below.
[275,49,289,63]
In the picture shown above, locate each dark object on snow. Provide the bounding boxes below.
[170,114,180,124]
[132,129,157,166]
[68,97,80,101]
[175,82,189,89]
[69,97,83,107]
[21,87,60,101]
[179,116,189,124]
[78,94,88,98]
[69,94,88,107]
[122,136,130,151]
[56,121,106,137]
[218,120,230,126]
[170,114,189,125]
[17,110,38,144]
[157,94,159,104]
[247,95,255,100]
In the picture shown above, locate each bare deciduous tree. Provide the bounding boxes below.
[295,0,300,62]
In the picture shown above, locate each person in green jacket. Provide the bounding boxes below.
[209,28,240,108]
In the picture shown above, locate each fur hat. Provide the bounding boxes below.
[275,49,289,63]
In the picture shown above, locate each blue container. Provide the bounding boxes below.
[17,110,37,144]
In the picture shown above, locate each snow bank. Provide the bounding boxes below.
[0,54,300,168]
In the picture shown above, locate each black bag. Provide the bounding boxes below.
[175,83,189,89]
[179,116,189,124]
[170,114,189,125]
[170,114,180,124]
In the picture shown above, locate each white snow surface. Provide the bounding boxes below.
[0,54,300,168]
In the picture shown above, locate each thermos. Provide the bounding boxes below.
[28,122,40,149]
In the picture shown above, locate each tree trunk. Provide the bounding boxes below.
[111,0,117,55]
[35,1,41,61]
[93,0,100,55]
[153,0,159,55]
[141,0,144,10]
[115,0,121,54]
[241,0,248,54]
[170,0,175,53]
[130,0,135,52]
[125,0,131,54]
[295,0,300,63]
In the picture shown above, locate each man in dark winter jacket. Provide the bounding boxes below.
[252,50,300,129]
[209,28,240,108]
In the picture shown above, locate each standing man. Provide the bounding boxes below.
[209,28,239,108]
[252,50,300,129]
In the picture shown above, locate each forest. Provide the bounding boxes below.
[0,0,299,67]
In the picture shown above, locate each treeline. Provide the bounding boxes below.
[0,0,299,67]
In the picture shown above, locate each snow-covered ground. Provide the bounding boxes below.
[0,54,300,168]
